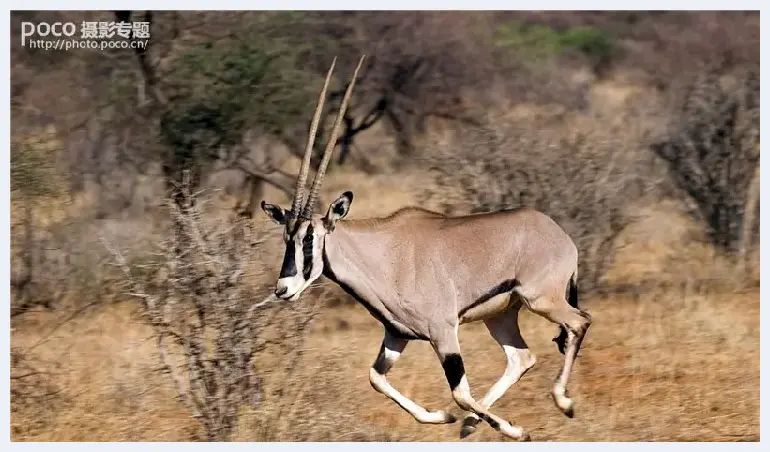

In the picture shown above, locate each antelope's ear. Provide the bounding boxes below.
[261,201,289,225]
[324,191,353,228]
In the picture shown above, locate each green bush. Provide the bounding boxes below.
[495,22,564,62]
[560,26,614,68]
[495,21,614,71]
[159,37,314,185]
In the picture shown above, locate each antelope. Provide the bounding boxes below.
[260,56,592,441]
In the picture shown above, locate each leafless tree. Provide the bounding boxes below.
[652,66,759,259]
[102,175,315,441]
[274,12,492,168]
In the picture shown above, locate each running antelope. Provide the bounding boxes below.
[261,56,592,441]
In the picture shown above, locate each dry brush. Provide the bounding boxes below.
[103,175,317,440]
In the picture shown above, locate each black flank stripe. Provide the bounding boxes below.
[457,279,519,319]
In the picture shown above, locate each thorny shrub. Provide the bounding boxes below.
[652,66,759,256]
[103,176,319,441]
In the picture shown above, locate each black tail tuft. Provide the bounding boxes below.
[553,273,579,355]
[567,273,579,309]
[553,328,569,355]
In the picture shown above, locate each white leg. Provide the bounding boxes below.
[461,308,536,438]
[551,320,588,417]
[369,331,456,424]
[529,297,592,417]
[479,346,535,407]
[432,327,530,441]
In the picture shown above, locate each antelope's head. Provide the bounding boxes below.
[261,56,363,301]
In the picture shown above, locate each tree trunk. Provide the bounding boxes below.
[739,161,760,276]
[13,201,35,316]
[245,176,265,219]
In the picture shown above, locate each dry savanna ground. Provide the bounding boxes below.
[10,166,760,442]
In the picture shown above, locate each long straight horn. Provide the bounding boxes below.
[301,55,365,219]
[290,57,337,219]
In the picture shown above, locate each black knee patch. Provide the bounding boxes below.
[442,353,465,391]
[372,344,390,375]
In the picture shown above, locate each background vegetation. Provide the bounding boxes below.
[10,11,759,442]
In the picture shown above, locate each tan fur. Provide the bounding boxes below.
[323,206,578,339]
[343,206,446,229]
[459,292,514,324]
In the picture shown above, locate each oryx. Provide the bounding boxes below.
[260,56,592,441]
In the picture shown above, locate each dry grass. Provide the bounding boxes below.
[11,302,200,441]
[11,280,760,441]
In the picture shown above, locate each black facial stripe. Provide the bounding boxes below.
[302,224,314,280]
[279,239,297,278]
[442,353,465,391]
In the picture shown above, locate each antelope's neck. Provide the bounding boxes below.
[322,223,424,340]
[322,223,389,287]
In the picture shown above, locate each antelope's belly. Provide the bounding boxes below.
[459,292,514,324]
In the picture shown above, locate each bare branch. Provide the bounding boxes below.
[101,177,319,440]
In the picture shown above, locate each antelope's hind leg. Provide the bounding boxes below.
[528,295,592,418]
[369,331,457,424]
[460,305,536,439]
[432,326,530,441]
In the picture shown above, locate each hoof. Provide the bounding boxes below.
[520,431,532,442]
[551,388,574,418]
[441,411,458,424]
[460,417,480,438]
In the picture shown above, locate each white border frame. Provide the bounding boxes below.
[2,2,766,450]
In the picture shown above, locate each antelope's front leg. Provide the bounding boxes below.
[369,331,457,424]
[461,307,536,438]
[432,327,530,441]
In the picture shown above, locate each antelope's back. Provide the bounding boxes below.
[387,207,577,289]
